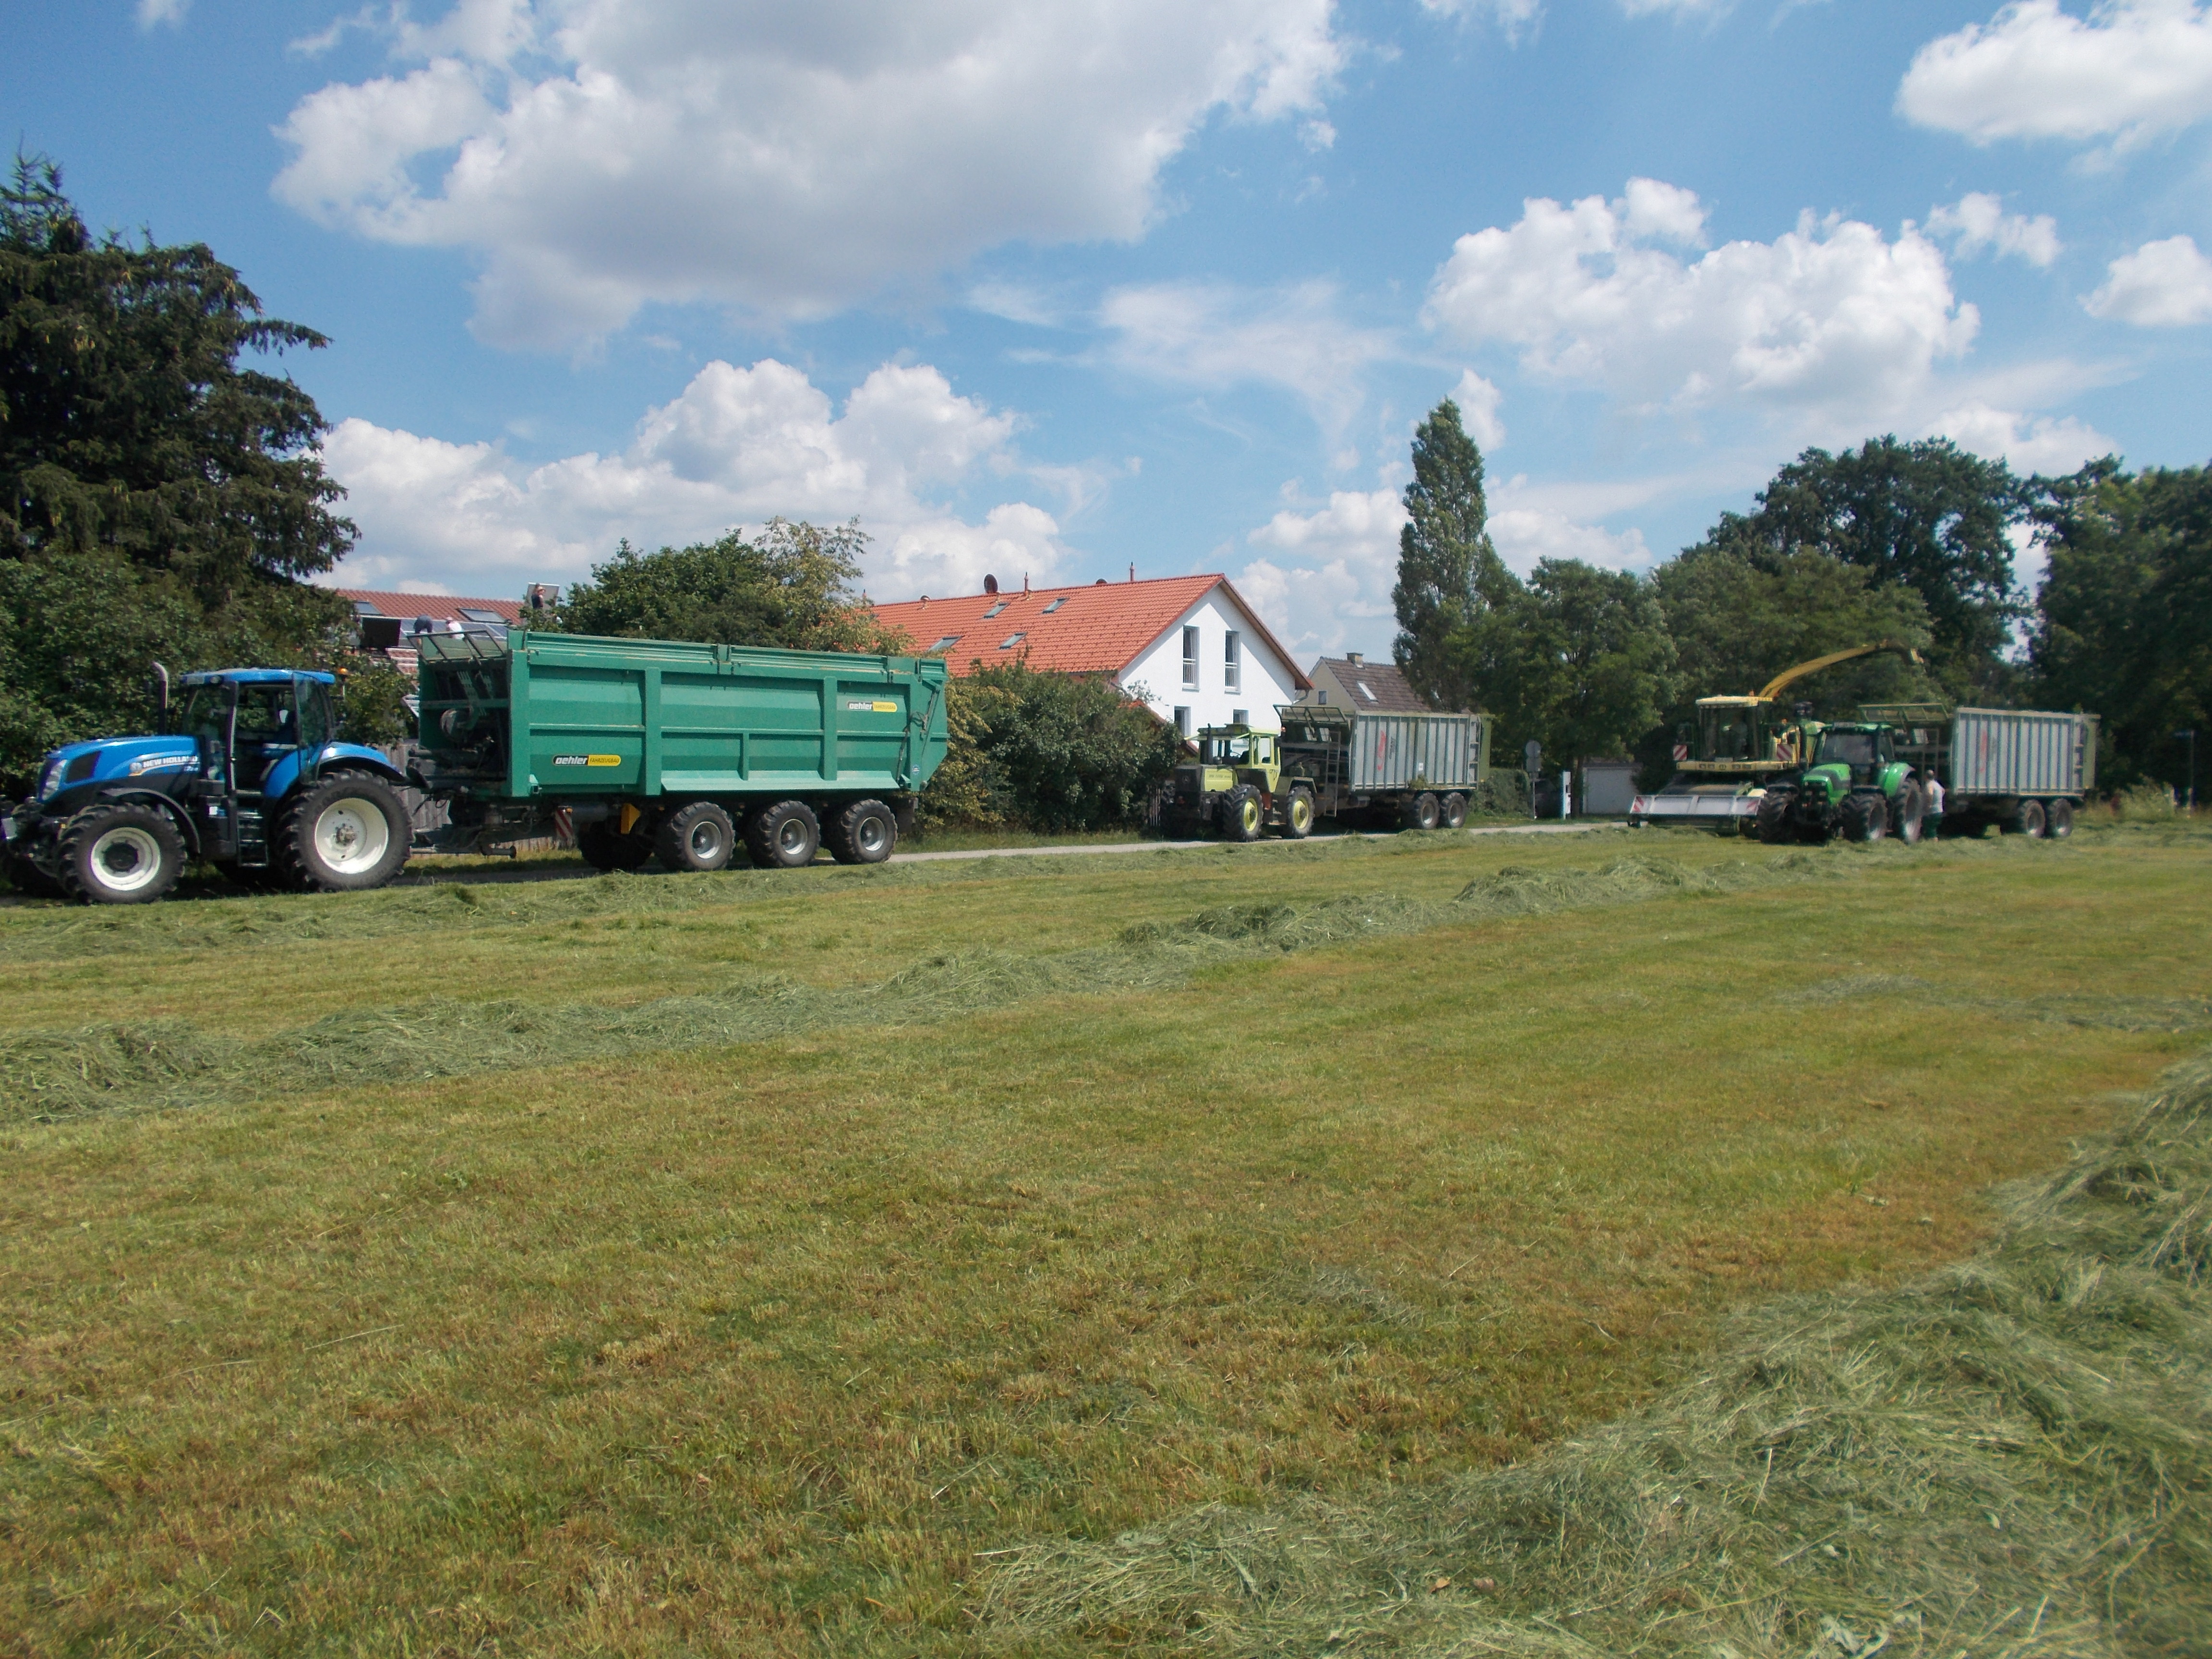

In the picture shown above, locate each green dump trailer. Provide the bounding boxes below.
[413,628,951,871]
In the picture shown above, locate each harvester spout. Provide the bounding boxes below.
[1753,639,1923,703]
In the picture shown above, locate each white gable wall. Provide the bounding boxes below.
[1117,589,1299,735]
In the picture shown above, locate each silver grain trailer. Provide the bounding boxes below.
[1860,703,2098,839]
[1276,705,1491,830]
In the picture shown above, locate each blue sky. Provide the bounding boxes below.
[8,0,2212,660]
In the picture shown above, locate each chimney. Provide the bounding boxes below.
[1128,563,1135,582]
[1023,572,1030,592]
[1346,651,1364,666]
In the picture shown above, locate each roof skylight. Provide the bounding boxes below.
[982,600,1009,618]
[999,632,1025,649]
[1041,597,1066,613]
[928,634,961,651]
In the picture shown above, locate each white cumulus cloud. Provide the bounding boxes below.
[1450,370,1508,449]
[1898,0,2212,150]
[1099,280,1397,442]
[1923,192,2062,265]
[1924,400,2116,473]
[1423,181,1978,425]
[1239,487,1406,657]
[136,0,188,26]
[2083,234,2212,324]
[273,0,1343,347]
[320,359,1071,601]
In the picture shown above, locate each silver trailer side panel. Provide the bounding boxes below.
[1950,708,2096,798]
[1346,712,1488,791]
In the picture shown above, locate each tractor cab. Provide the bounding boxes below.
[1190,724,1279,796]
[1810,723,1893,786]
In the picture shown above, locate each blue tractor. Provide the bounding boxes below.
[1,667,413,904]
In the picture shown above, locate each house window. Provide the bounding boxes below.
[1357,680,1378,703]
[1042,597,1066,613]
[458,607,507,623]
[983,600,1010,619]
[1181,625,1199,690]
[1174,706,1192,737]
[1232,709,1248,726]
[351,599,385,615]
[1224,630,1241,693]
[999,632,1025,649]
[927,635,961,652]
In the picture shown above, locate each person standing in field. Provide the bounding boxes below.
[1923,772,1945,836]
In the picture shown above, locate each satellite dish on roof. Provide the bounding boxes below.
[983,574,999,595]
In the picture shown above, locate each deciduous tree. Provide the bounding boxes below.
[2030,458,2211,790]
[555,519,906,652]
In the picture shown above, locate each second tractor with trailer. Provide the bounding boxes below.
[1165,706,1492,840]
[1754,703,2098,843]
[1,628,952,903]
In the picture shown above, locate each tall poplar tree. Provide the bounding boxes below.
[1391,398,1509,710]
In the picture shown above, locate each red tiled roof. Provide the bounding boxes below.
[872,575,1310,688]
[335,588,526,625]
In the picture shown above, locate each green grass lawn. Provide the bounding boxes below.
[2,823,2207,1654]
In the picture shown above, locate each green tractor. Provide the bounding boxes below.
[1165,724,1315,842]
[1756,718,1927,845]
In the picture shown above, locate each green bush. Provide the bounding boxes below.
[918,661,1182,835]
[2116,780,2180,820]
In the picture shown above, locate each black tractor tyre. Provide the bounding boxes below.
[827,798,898,865]
[2008,799,2047,838]
[2045,797,2075,839]
[1440,792,1468,829]
[577,819,655,872]
[58,804,186,905]
[273,773,413,892]
[656,801,737,872]
[5,851,62,898]
[1892,780,1926,845]
[1279,786,1316,840]
[1755,790,1795,844]
[1839,792,1888,843]
[747,799,822,868]
[1219,785,1265,843]
[1404,791,1442,832]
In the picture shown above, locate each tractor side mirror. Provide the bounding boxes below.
[150,662,170,725]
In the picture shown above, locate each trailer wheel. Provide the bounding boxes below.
[578,820,655,871]
[748,800,821,868]
[58,805,185,905]
[1404,792,1441,832]
[656,801,737,872]
[1440,792,1467,829]
[1218,785,1265,842]
[1755,790,1794,845]
[826,799,898,865]
[1892,780,1925,845]
[1279,787,1315,840]
[2007,799,2047,838]
[276,773,412,891]
[1839,792,1887,843]
[2045,798,2074,839]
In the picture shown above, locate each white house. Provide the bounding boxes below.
[872,573,1309,735]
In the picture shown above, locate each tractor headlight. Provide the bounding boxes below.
[36,758,63,802]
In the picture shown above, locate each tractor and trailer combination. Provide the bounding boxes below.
[1164,706,1491,841]
[1630,643,2099,844]
[0,628,951,904]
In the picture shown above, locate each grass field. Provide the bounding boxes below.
[2,820,2208,1655]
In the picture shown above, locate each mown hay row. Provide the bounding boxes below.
[975,1052,2212,1658]
[0,854,1857,1122]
